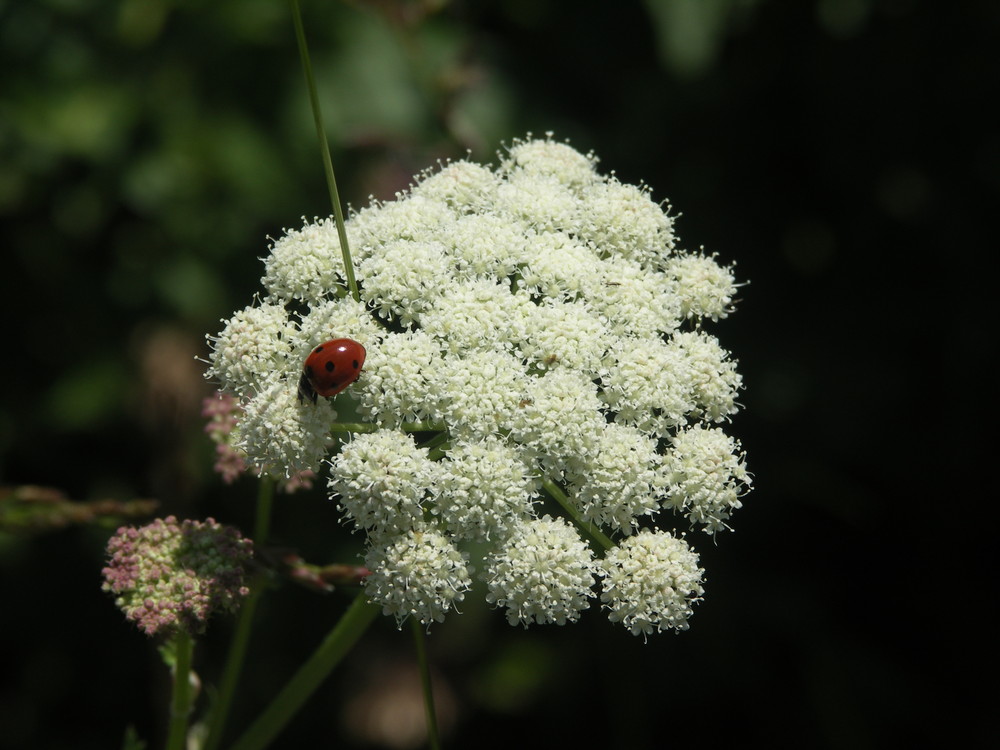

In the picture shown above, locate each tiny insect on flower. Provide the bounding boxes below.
[297,338,367,404]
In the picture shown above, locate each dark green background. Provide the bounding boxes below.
[1,1,993,748]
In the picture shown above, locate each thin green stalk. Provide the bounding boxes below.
[330,422,380,434]
[421,430,452,460]
[410,618,442,750]
[330,421,448,434]
[228,594,381,750]
[202,575,265,750]
[541,478,615,551]
[426,444,451,461]
[402,421,449,433]
[203,478,275,750]
[165,630,196,750]
[289,0,359,302]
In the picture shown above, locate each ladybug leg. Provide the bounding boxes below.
[297,371,318,405]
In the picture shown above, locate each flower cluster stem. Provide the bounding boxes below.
[203,575,265,750]
[331,421,448,434]
[202,478,275,750]
[165,630,195,750]
[228,594,381,750]
[289,0,359,303]
[541,479,614,551]
[410,618,442,750]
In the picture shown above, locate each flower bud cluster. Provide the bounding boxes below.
[205,135,751,633]
[102,516,253,637]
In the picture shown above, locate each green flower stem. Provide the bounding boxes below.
[165,630,196,750]
[228,594,381,750]
[410,618,442,750]
[419,431,450,449]
[330,422,378,434]
[203,575,265,750]
[541,479,615,552]
[426,444,451,461]
[289,0,359,303]
[402,421,448,433]
[330,421,448,434]
[202,478,275,750]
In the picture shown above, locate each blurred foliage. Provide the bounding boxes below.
[0,484,157,533]
[0,0,995,749]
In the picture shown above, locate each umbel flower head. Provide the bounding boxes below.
[205,134,751,634]
[102,516,253,637]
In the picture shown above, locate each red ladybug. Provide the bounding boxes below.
[297,338,366,404]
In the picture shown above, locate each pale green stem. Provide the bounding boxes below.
[165,630,196,750]
[331,421,448,434]
[541,479,615,551]
[289,0,359,302]
[202,478,275,750]
[228,594,381,750]
[418,429,451,462]
[426,444,451,461]
[410,618,442,750]
[418,431,450,450]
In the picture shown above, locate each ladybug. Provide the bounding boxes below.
[297,338,366,404]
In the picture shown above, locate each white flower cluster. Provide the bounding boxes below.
[485,515,596,627]
[205,135,751,633]
[599,529,705,637]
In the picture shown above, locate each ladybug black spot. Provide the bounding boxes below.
[304,365,314,377]
[325,361,335,372]
[352,359,359,369]
[313,345,324,353]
